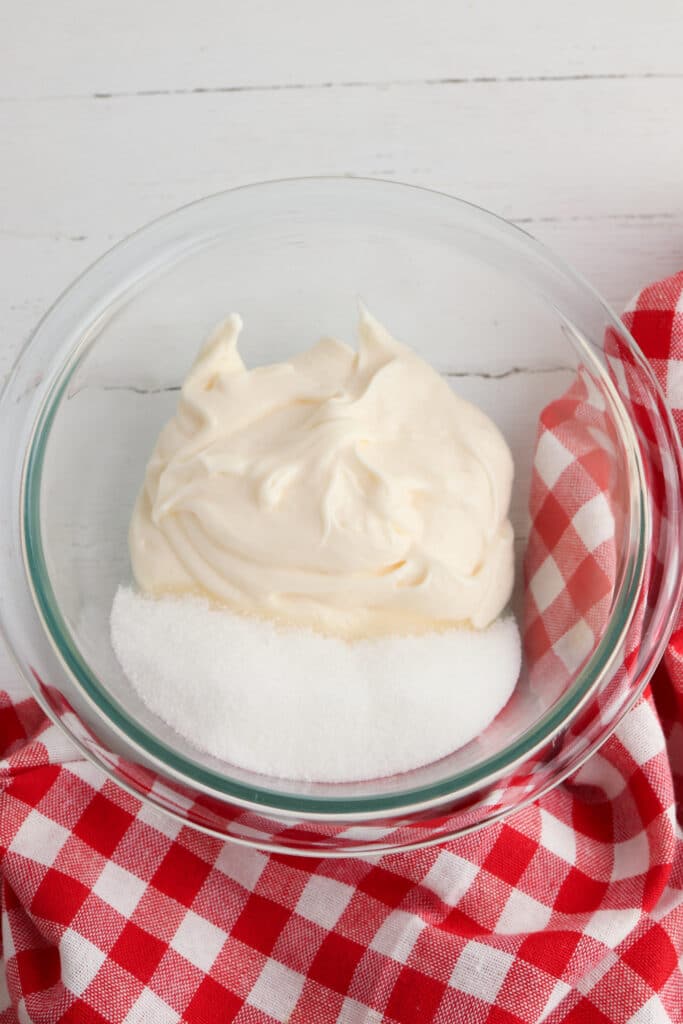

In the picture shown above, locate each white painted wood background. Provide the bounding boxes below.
[1,0,683,690]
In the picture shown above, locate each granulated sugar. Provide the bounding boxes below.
[110,586,521,783]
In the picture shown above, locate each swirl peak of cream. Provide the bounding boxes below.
[129,309,514,635]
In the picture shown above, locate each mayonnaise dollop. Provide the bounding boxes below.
[129,310,514,636]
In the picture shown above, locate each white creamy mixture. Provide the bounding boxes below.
[130,309,514,636]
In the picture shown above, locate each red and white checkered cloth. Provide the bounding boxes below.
[2,272,683,1024]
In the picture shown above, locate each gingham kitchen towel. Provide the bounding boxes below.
[1,272,682,1024]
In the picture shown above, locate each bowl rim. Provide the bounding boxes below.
[5,175,668,817]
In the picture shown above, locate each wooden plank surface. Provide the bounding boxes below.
[2,76,683,377]
[3,0,682,97]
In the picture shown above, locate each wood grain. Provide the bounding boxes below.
[2,0,682,97]
[2,75,682,378]
[4,78,683,238]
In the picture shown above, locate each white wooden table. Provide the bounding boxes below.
[1,0,682,688]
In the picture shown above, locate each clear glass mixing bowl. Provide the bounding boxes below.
[1,178,681,855]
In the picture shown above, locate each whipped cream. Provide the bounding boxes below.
[129,310,515,636]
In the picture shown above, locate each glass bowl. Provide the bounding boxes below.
[1,178,681,856]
